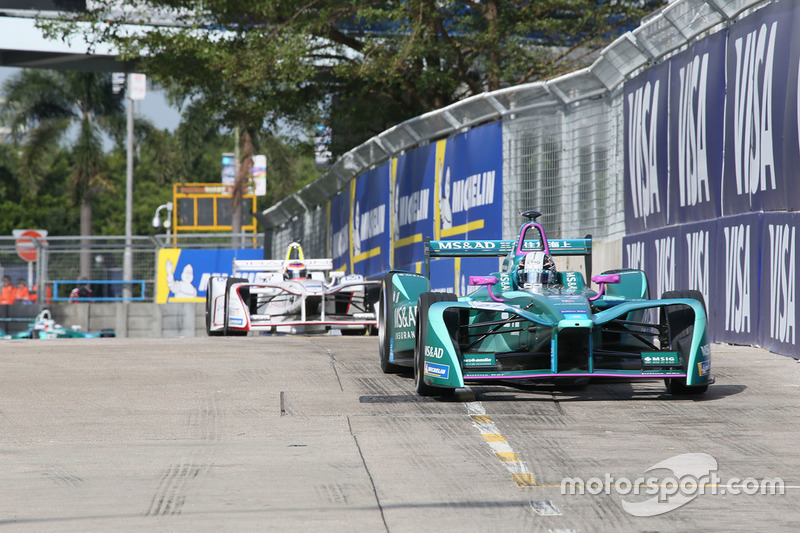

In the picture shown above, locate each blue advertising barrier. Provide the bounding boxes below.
[350,165,391,277]
[624,58,670,234]
[329,121,503,292]
[156,248,264,303]
[758,212,798,353]
[330,189,351,274]
[392,142,435,273]
[622,1,800,357]
[623,213,784,350]
[668,29,726,225]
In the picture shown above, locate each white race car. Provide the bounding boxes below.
[205,242,380,335]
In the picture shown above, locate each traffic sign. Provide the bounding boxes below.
[13,229,48,262]
[129,73,147,100]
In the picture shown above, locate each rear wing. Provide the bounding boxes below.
[424,236,593,278]
[233,258,334,275]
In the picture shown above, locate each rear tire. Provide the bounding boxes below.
[379,273,403,373]
[661,290,708,395]
[414,292,458,397]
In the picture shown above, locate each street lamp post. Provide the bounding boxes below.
[123,82,134,300]
[122,73,147,300]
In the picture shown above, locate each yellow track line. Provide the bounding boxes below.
[466,399,538,487]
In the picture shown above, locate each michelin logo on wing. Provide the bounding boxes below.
[424,362,450,379]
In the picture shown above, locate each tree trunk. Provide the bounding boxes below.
[232,128,254,247]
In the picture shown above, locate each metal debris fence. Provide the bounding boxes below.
[0,233,263,303]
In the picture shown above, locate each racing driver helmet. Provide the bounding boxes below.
[517,251,558,290]
[284,261,308,280]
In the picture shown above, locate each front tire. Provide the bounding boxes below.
[206,279,224,337]
[661,290,708,395]
[414,292,458,397]
[223,278,249,337]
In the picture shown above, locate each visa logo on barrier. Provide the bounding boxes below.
[768,224,796,345]
[627,79,663,222]
[723,224,752,334]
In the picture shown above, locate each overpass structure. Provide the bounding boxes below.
[0,7,132,72]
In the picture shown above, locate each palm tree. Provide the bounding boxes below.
[1,69,124,277]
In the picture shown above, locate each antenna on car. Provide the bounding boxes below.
[520,210,542,221]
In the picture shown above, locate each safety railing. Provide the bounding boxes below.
[51,279,148,302]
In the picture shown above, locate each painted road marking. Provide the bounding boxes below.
[529,500,562,516]
[466,399,537,487]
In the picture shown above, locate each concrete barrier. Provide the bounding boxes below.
[50,302,205,338]
[0,303,40,335]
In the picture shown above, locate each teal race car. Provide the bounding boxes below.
[378,211,713,397]
[1,308,116,339]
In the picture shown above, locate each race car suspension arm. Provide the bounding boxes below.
[599,319,666,352]
[462,317,534,351]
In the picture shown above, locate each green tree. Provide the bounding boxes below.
[0,146,81,236]
[42,0,663,211]
[0,69,124,276]
[154,98,323,236]
[92,107,322,236]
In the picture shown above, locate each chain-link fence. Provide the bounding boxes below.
[0,233,263,303]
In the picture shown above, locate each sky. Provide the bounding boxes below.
[0,66,183,132]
